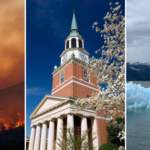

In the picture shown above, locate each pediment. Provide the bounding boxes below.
[37,98,61,114]
[30,95,76,118]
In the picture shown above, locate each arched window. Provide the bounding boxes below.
[71,38,76,48]
[66,40,69,49]
[79,39,82,48]
[84,69,89,82]
[60,71,64,84]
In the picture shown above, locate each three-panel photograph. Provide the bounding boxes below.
[0,0,150,150]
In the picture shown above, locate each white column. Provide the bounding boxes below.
[82,40,84,48]
[67,114,74,148]
[81,116,88,149]
[28,126,36,150]
[92,117,99,149]
[40,122,47,150]
[56,117,63,150]
[67,114,74,128]
[76,37,79,48]
[69,39,71,48]
[65,41,66,49]
[47,120,55,150]
[34,124,41,150]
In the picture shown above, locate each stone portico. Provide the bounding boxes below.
[28,95,99,150]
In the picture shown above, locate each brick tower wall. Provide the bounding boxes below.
[52,62,99,98]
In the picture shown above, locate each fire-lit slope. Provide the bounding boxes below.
[0,82,24,131]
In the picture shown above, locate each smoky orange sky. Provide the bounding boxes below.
[0,0,24,90]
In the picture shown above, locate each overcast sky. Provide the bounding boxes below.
[127,0,150,63]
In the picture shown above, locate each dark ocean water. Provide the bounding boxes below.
[127,81,150,150]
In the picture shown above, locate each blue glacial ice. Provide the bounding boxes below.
[126,82,150,109]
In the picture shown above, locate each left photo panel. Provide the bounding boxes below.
[0,0,25,149]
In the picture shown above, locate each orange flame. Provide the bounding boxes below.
[0,112,24,131]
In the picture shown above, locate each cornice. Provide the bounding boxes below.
[52,79,99,95]
[52,76,99,92]
[60,48,89,57]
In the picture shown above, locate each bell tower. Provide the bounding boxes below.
[51,10,99,98]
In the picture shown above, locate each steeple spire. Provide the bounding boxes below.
[68,10,81,38]
[70,9,78,31]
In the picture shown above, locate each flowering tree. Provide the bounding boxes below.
[56,126,96,150]
[75,2,125,149]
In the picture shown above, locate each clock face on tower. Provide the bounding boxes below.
[62,54,68,62]
[80,52,86,61]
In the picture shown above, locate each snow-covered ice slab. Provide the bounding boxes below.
[126,82,150,109]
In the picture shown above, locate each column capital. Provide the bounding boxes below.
[36,122,42,126]
[81,115,89,118]
[41,120,48,124]
[31,124,36,128]
[48,118,55,122]
[67,113,74,115]
[57,116,64,119]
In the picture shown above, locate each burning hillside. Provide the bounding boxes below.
[0,82,24,132]
[0,112,24,131]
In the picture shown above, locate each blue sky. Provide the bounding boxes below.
[26,0,125,136]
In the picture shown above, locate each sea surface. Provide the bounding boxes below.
[127,81,150,150]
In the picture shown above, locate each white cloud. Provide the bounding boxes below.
[127,0,150,63]
[26,87,49,96]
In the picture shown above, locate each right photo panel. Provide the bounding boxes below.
[127,0,150,149]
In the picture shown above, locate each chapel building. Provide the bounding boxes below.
[28,10,108,150]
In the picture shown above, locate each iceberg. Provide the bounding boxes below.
[126,82,150,109]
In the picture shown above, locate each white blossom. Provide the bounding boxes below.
[75,2,125,148]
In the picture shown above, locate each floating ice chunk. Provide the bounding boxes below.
[146,105,150,109]
[127,102,146,109]
[126,82,150,109]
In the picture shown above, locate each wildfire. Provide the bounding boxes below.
[0,112,24,131]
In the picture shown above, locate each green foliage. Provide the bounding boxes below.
[99,143,118,150]
[57,126,96,150]
[107,117,125,147]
